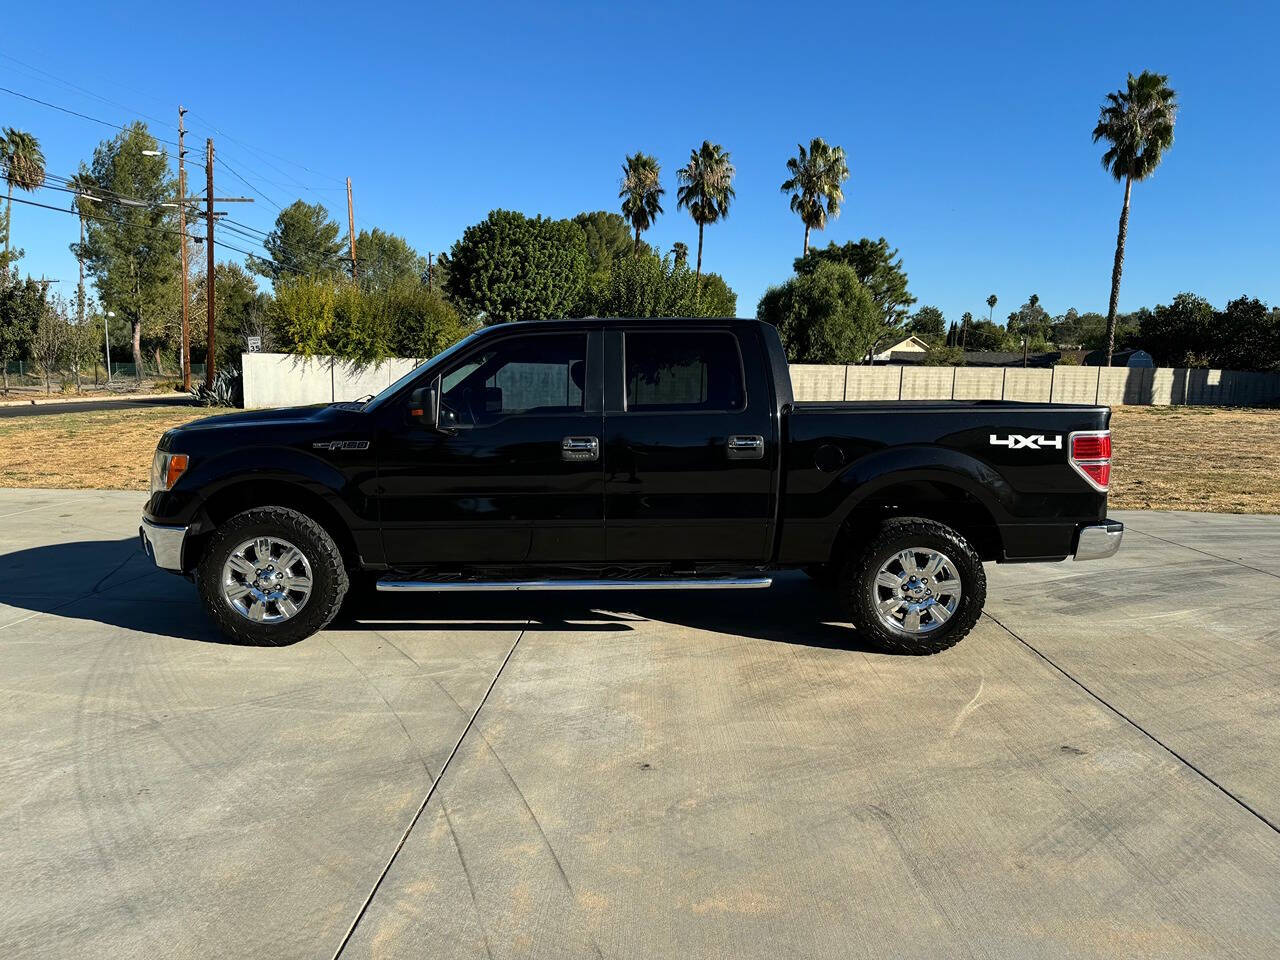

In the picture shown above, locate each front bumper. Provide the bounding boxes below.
[1073,520,1124,562]
[140,519,188,572]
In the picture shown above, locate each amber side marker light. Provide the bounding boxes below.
[165,454,189,489]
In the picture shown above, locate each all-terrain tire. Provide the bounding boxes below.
[196,506,349,645]
[840,517,986,655]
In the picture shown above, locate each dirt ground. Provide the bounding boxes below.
[0,403,1277,513]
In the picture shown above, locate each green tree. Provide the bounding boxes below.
[444,209,588,324]
[619,153,664,255]
[1217,296,1280,371]
[795,237,915,329]
[1007,294,1051,363]
[1139,293,1211,366]
[251,200,346,286]
[780,137,850,255]
[676,141,735,284]
[74,123,180,383]
[757,261,892,363]
[388,282,470,359]
[921,345,965,366]
[965,318,1015,352]
[191,261,273,370]
[906,305,945,342]
[572,210,639,314]
[598,251,736,318]
[1,128,46,269]
[1093,71,1178,365]
[354,227,428,295]
[31,291,69,394]
[0,268,44,393]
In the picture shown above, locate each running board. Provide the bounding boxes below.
[376,576,773,593]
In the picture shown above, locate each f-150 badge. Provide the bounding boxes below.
[990,434,1062,449]
[312,440,370,451]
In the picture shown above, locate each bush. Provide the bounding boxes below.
[757,262,891,364]
[596,253,737,319]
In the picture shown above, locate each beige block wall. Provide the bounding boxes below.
[1002,369,1053,402]
[843,366,902,400]
[952,368,1005,400]
[899,367,956,399]
[1050,367,1098,403]
[789,364,847,401]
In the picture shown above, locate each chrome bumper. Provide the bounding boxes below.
[1074,521,1123,562]
[140,519,188,572]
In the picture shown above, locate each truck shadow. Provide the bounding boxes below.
[0,538,878,654]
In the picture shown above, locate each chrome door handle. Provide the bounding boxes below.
[561,436,599,462]
[727,434,764,459]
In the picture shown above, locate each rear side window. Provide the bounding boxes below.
[625,331,745,412]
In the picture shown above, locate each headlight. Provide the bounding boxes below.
[150,451,189,495]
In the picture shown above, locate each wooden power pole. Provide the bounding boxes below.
[346,177,358,280]
[178,105,190,391]
[206,138,216,389]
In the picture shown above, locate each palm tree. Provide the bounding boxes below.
[676,140,735,285]
[780,137,850,255]
[1,128,47,264]
[1093,71,1177,365]
[986,293,997,323]
[619,153,664,256]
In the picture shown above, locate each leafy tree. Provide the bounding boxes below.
[274,275,392,365]
[1093,70,1178,365]
[64,314,101,392]
[676,141,735,284]
[74,123,180,383]
[354,227,427,295]
[597,251,736,318]
[921,345,965,366]
[1217,296,1280,371]
[619,153,664,255]
[444,209,588,324]
[388,282,470,359]
[573,210,639,314]
[795,237,916,329]
[1006,294,1052,362]
[965,318,1014,352]
[959,311,973,349]
[251,200,346,286]
[906,305,945,342]
[1,128,46,269]
[31,291,69,394]
[757,261,893,363]
[0,268,44,393]
[1139,294,1211,366]
[191,262,273,370]
[780,137,850,255]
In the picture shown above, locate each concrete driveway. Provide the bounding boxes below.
[2,489,1278,959]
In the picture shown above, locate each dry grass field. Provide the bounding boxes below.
[1,403,1278,513]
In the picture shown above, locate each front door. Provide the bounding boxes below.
[602,327,775,563]
[376,329,604,566]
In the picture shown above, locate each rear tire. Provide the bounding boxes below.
[840,517,985,655]
[196,506,349,645]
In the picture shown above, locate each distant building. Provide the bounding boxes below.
[872,335,931,362]
[1083,348,1154,367]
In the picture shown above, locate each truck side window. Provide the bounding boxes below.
[439,333,586,427]
[625,331,745,413]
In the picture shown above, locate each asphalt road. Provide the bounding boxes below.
[1,489,1278,959]
[0,395,197,418]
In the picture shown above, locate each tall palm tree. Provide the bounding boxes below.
[1093,71,1177,365]
[986,293,997,323]
[780,137,850,255]
[1,128,47,264]
[676,140,735,285]
[619,153,664,256]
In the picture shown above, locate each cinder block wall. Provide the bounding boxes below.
[243,353,1280,409]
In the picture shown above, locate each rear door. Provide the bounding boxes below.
[602,325,775,563]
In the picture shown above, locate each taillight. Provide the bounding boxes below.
[1069,431,1112,492]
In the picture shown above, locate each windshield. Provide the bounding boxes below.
[363,331,484,412]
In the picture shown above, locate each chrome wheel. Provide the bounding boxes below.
[873,547,962,635]
[222,536,313,623]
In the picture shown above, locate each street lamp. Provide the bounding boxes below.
[104,311,115,384]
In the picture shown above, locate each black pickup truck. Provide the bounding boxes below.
[141,317,1121,653]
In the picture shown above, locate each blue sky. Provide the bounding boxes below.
[2,0,1277,325]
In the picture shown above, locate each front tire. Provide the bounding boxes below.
[840,517,986,655]
[196,506,349,645]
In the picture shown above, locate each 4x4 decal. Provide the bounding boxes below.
[989,434,1062,450]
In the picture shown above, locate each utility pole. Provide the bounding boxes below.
[346,177,358,280]
[197,137,254,391]
[427,252,433,290]
[178,106,190,391]
[205,138,216,389]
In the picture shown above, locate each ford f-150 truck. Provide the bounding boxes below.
[141,317,1121,653]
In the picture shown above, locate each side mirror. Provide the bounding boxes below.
[409,375,445,432]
